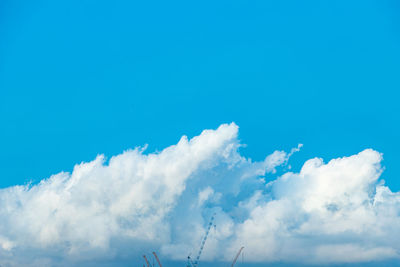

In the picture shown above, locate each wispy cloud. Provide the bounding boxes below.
[0,123,398,266]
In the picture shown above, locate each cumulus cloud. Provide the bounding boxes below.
[229,149,400,264]
[0,123,399,266]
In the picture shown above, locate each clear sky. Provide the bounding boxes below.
[1,1,400,266]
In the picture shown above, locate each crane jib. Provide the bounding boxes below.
[187,213,216,267]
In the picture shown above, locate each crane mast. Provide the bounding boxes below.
[187,213,216,267]
[231,247,244,267]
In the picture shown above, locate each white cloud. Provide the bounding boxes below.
[228,149,400,264]
[0,123,399,266]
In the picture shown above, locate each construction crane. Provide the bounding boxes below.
[143,255,151,267]
[152,251,163,267]
[230,247,244,267]
[187,213,216,267]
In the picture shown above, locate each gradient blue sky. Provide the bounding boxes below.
[1,1,400,266]
[1,0,400,189]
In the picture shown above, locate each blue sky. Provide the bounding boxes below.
[1,0,400,266]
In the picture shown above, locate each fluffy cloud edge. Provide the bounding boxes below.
[0,123,399,266]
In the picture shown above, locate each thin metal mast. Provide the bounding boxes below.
[152,251,163,267]
[231,247,244,267]
[143,255,151,267]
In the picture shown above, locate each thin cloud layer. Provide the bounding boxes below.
[0,123,399,266]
